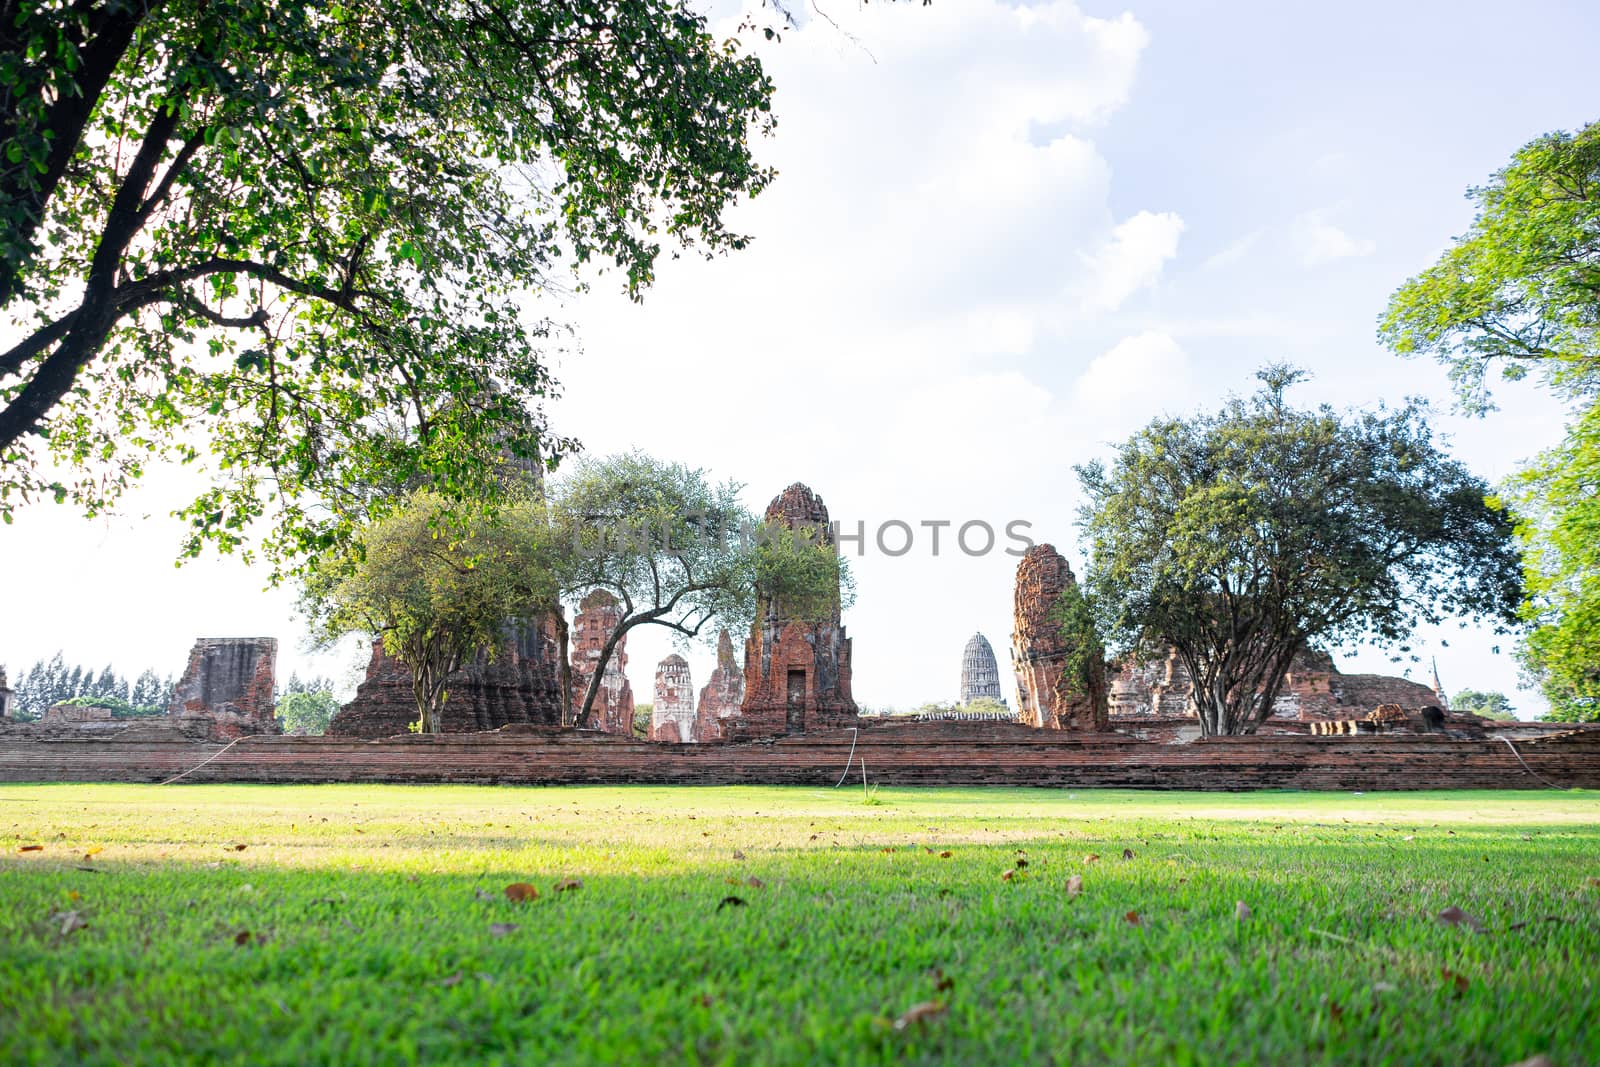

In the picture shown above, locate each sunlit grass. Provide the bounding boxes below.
[2,785,1596,1065]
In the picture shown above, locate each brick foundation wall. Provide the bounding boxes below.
[1,722,1596,791]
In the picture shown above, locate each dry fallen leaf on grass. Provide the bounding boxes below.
[1085,853,1100,864]
[1440,968,1469,996]
[1122,849,1135,860]
[938,851,952,859]
[893,1001,947,1031]
[1234,901,1251,921]
[745,877,765,889]
[1123,910,1143,927]
[489,923,519,937]
[554,878,583,892]
[503,882,540,902]
[1066,875,1083,897]
[82,846,103,859]
[473,888,496,902]
[440,972,463,988]
[1504,1055,1555,1067]
[230,844,247,852]
[716,895,746,912]
[17,844,43,853]
[233,930,252,946]
[56,911,87,936]
[732,850,746,860]
[930,968,956,994]
[1437,906,1484,933]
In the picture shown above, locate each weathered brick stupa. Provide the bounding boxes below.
[327,616,564,737]
[1010,545,1109,731]
[695,630,746,742]
[959,633,1006,706]
[734,483,859,737]
[651,654,696,743]
[167,637,280,739]
[1109,645,1445,721]
[569,590,635,734]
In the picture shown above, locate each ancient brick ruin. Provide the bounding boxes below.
[651,654,696,743]
[1109,645,1446,722]
[167,637,279,739]
[569,590,635,735]
[1010,545,1109,731]
[327,616,564,738]
[734,484,859,737]
[695,630,745,742]
[0,667,13,719]
[959,633,1006,706]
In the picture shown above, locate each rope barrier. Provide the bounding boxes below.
[156,735,249,785]
[1495,735,1566,790]
[833,727,860,788]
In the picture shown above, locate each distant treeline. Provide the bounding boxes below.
[4,653,335,723]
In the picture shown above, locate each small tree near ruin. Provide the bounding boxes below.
[1076,365,1523,736]
[302,490,560,733]
[551,452,849,728]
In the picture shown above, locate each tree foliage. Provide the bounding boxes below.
[9,651,172,720]
[1508,403,1600,722]
[1379,121,1600,412]
[1,0,776,566]
[1077,366,1522,736]
[300,489,561,732]
[1380,118,1600,723]
[275,689,339,735]
[551,451,850,727]
[1450,689,1516,720]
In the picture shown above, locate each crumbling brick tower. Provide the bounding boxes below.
[1010,544,1109,731]
[733,483,859,737]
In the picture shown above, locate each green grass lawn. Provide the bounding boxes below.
[2,784,1597,1066]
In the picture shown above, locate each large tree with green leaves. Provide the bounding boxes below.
[1077,367,1522,736]
[1380,119,1600,722]
[1,0,775,565]
[551,451,850,729]
[1379,121,1600,412]
[301,489,561,733]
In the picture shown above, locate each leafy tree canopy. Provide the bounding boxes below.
[1379,121,1600,412]
[551,451,851,727]
[300,488,561,732]
[1509,403,1600,722]
[1077,366,1522,736]
[1,0,776,568]
[275,689,339,735]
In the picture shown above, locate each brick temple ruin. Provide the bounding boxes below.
[731,483,859,738]
[695,630,746,742]
[1107,645,1444,722]
[327,618,564,737]
[651,654,696,743]
[569,590,635,735]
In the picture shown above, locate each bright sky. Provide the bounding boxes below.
[4,0,1595,718]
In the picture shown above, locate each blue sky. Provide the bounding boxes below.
[4,0,1595,717]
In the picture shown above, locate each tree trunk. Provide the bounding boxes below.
[576,622,631,729]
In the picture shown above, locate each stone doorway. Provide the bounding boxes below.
[786,669,806,733]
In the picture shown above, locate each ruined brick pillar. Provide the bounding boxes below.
[1009,545,1108,731]
[695,630,745,742]
[0,666,14,719]
[569,590,636,735]
[651,654,696,743]
[734,483,858,738]
[167,637,280,739]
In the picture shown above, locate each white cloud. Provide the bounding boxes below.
[1201,230,1261,271]
[1069,330,1192,443]
[1078,211,1185,312]
[1291,209,1375,266]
